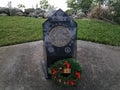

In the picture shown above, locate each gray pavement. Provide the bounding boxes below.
[0,40,120,90]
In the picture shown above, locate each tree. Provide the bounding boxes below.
[65,9,74,16]
[80,0,93,15]
[48,5,57,11]
[67,0,80,14]
[39,0,56,11]
[94,0,106,9]
[17,4,25,9]
[92,0,120,24]
[36,4,39,9]
[111,0,120,24]
[39,0,49,11]
[7,1,12,8]
[67,0,93,15]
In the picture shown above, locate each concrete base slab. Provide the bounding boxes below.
[0,40,120,90]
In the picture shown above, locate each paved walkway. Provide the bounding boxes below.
[0,40,120,90]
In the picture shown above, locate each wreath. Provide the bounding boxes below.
[49,58,82,87]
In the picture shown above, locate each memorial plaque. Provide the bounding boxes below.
[49,26,72,47]
[42,9,77,78]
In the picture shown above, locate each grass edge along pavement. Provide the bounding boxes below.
[0,16,120,47]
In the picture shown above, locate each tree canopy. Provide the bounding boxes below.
[17,4,25,9]
[39,0,56,11]
[67,0,93,14]
[67,0,120,24]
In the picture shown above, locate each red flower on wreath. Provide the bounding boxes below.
[64,81,69,85]
[54,76,57,79]
[63,61,70,68]
[51,69,57,75]
[70,80,75,86]
[75,71,81,79]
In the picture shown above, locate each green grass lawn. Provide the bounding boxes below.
[76,19,120,46]
[0,16,120,47]
[0,16,45,47]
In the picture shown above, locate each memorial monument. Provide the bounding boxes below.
[43,9,77,79]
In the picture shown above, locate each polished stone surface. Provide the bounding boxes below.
[0,40,120,90]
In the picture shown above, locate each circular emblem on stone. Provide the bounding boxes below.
[49,26,72,47]
[65,47,71,53]
[48,47,54,53]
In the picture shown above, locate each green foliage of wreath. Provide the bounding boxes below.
[49,58,82,87]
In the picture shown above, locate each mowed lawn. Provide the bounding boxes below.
[76,19,120,46]
[0,16,120,47]
[0,16,45,47]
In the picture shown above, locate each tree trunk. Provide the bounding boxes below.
[98,2,101,18]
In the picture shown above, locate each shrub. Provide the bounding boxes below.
[112,1,120,24]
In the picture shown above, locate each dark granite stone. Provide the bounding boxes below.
[42,9,77,78]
